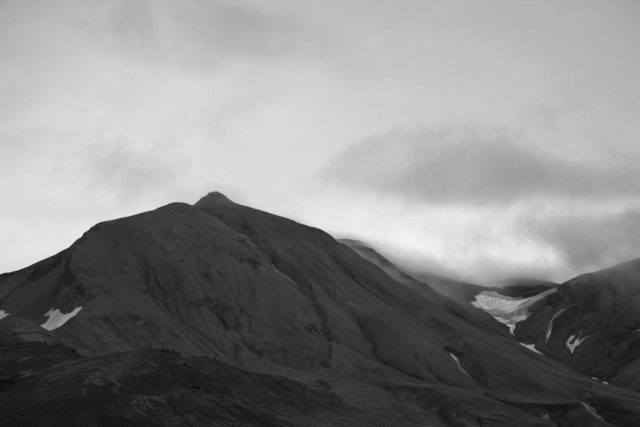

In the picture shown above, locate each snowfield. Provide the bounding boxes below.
[471,288,557,335]
[41,307,82,331]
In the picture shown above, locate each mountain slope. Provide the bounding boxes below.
[513,258,640,391]
[0,343,363,426]
[1,192,640,425]
[339,238,505,335]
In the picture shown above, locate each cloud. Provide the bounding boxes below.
[84,136,192,202]
[2,0,639,281]
[0,127,191,207]
[521,206,640,274]
[321,125,640,282]
[92,0,320,70]
[325,126,640,205]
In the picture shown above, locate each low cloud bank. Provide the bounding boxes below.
[324,126,640,282]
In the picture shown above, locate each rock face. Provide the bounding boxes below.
[1,192,640,425]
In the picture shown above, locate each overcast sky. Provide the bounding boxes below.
[2,0,640,284]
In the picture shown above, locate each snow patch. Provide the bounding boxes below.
[471,288,557,335]
[41,307,82,331]
[0,310,8,320]
[448,352,470,377]
[520,343,542,354]
[546,307,569,343]
[566,330,589,354]
[591,377,608,385]
[582,402,605,422]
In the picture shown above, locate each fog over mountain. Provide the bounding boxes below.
[2,0,640,283]
[324,126,640,283]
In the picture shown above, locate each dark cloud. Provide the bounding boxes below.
[325,127,640,205]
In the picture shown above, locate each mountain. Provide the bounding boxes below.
[414,271,488,304]
[339,238,504,335]
[498,278,558,298]
[428,251,640,396]
[510,258,640,391]
[2,192,640,425]
[339,239,555,336]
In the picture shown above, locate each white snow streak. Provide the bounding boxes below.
[520,343,542,354]
[546,307,569,343]
[471,288,557,335]
[566,330,589,354]
[591,377,609,385]
[582,403,605,422]
[448,352,470,377]
[273,265,298,286]
[41,307,82,331]
[0,310,9,320]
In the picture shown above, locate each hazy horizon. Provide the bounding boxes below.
[3,0,640,284]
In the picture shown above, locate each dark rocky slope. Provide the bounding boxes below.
[0,342,362,426]
[339,238,505,335]
[1,192,640,425]
[513,258,640,392]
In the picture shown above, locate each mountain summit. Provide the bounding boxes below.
[194,190,235,208]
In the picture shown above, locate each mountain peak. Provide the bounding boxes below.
[194,191,234,209]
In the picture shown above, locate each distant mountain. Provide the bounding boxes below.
[1,192,640,425]
[432,254,640,395]
[499,278,558,298]
[338,239,556,332]
[415,270,488,303]
[512,258,640,391]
